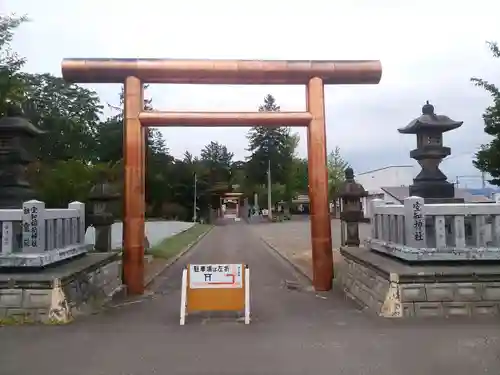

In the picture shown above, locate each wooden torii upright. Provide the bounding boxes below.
[61,58,382,295]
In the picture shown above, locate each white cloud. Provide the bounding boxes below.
[3,0,500,186]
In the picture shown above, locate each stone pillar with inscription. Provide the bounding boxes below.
[22,200,46,254]
[403,196,426,248]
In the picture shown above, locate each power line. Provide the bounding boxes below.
[442,150,478,162]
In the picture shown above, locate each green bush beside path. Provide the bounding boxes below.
[147,224,212,259]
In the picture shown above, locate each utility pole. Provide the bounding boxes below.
[193,172,197,222]
[482,171,486,189]
[267,159,272,221]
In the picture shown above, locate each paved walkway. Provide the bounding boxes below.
[251,218,371,279]
[1,221,499,375]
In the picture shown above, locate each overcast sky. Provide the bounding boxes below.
[3,0,500,188]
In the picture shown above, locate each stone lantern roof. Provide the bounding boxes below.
[397,101,463,134]
[89,179,121,203]
[0,105,45,136]
[338,168,368,198]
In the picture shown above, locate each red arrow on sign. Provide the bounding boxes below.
[208,273,236,285]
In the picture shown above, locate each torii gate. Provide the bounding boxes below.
[61,58,382,295]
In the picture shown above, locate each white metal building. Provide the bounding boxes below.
[356,165,416,195]
[356,165,493,218]
[356,165,416,218]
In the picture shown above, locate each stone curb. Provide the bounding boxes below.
[144,225,215,288]
[258,236,313,282]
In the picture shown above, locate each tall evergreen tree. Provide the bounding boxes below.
[471,41,500,185]
[246,94,296,188]
[200,141,234,187]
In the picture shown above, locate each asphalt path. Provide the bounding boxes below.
[1,220,499,375]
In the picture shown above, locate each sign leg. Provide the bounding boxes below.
[180,268,188,325]
[244,267,250,324]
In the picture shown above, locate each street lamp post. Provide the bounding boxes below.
[267,159,272,221]
[193,172,197,222]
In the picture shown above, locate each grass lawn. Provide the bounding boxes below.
[147,224,212,259]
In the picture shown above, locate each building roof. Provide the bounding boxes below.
[292,194,309,203]
[381,186,494,204]
[466,188,500,197]
[357,165,413,176]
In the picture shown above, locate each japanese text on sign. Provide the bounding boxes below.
[1,221,12,254]
[2,223,10,247]
[412,201,424,242]
[189,264,243,289]
[23,206,39,248]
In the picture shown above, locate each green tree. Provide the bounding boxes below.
[200,141,233,187]
[471,41,500,185]
[327,146,349,200]
[182,151,195,164]
[19,73,102,163]
[290,157,309,195]
[229,160,247,190]
[0,14,28,117]
[0,16,119,216]
[2,16,101,163]
[246,94,297,191]
[26,159,119,209]
[95,85,165,164]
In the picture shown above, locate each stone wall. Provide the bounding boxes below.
[337,254,390,314]
[63,259,122,315]
[338,247,500,318]
[0,288,52,322]
[399,281,500,317]
[0,254,122,323]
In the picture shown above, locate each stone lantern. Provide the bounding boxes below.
[0,105,44,209]
[88,177,121,252]
[398,101,464,203]
[339,168,368,246]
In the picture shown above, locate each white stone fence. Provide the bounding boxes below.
[366,196,500,261]
[0,200,90,267]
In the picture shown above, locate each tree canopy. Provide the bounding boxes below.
[472,41,500,186]
[0,14,350,220]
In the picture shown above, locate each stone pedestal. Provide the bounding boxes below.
[410,182,461,203]
[0,252,122,323]
[94,226,112,252]
[338,246,500,318]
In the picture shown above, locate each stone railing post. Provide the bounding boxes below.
[370,198,385,239]
[68,201,85,244]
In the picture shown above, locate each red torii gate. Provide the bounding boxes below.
[61,58,382,295]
